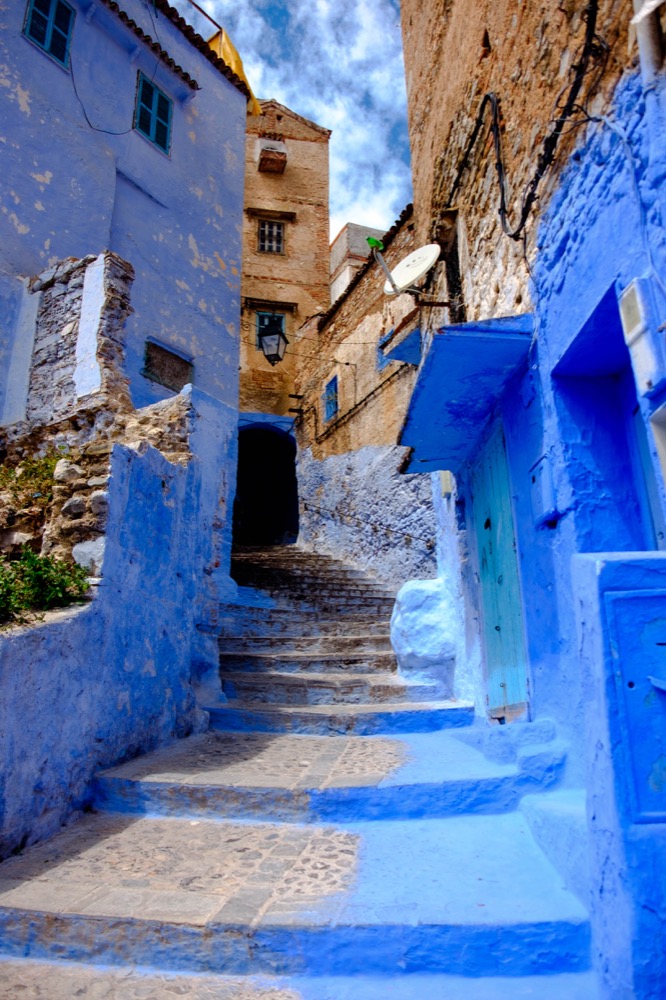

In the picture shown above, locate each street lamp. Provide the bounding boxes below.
[258,315,288,366]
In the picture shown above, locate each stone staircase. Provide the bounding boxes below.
[211,547,470,736]
[0,546,597,998]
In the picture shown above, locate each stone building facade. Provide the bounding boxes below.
[398,0,666,994]
[329,222,384,303]
[293,206,439,587]
[240,100,331,418]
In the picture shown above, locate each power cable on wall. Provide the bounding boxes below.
[68,0,170,138]
[443,0,605,245]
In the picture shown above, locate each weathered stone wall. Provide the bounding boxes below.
[400,0,635,321]
[0,252,193,567]
[297,444,437,590]
[0,385,236,859]
[25,254,132,424]
[0,248,238,857]
[240,100,331,416]
[293,209,436,584]
[296,208,417,461]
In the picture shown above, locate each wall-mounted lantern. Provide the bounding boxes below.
[258,315,288,366]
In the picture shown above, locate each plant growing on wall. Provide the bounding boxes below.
[0,449,61,514]
[0,547,89,626]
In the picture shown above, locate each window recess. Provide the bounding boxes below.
[134,72,173,154]
[142,340,193,392]
[323,375,339,423]
[23,0,74,67]
[258,219,284,254]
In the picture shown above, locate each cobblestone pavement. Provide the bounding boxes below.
[0,814,358,926]
[0,960,301,999]
[99,731,408,789]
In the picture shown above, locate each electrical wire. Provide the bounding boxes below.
[70,53,134,136]
[443,0,604,244]
[69,1,167,137]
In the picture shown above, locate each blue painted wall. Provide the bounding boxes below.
[451,71,666,764]
[447,69,666,995]
[0,0,246,410]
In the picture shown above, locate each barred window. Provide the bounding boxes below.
[258,220,284,254]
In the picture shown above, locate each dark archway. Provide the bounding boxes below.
[232,425,299,546]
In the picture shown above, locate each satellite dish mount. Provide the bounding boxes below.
[367,238,446,301]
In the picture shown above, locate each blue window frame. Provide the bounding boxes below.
[323,376,339,423]
[134,73,173,154]
[256,311,285,348]
[24,0,74,67]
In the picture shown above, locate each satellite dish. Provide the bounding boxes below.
[384,244,441,295]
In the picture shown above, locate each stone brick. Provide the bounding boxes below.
[61,495,87,519]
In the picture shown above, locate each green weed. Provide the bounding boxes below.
[0,547,89,626]
[0,450,63,513]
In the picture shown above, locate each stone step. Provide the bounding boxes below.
[217,608,391,639]
[232,546,358,566]
[232,571,392,590]
[236,582,393,600]
[220,671,440,706]
[0,812,590,978]
[218,650,398,674]
[219,634,394,655]
[252,597,396,615]
[206,699,475,735]
[93,730,559,823]
[0,960,602,999]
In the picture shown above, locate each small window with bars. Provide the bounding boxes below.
[323,375,339,423]
[23,0,74,67]
[134,73,173,154]
[258,220,284,254]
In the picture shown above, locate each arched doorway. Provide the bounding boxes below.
[232,425,299,546]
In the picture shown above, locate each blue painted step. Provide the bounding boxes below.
[94,730,556,822]
[0,960,601,999]
[206,699,475,735]
[0,812,590,977]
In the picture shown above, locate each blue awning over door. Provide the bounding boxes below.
[399,314,534,474]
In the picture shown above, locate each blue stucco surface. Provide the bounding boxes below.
[0,0,246,410]
[0,387,236,857]
[397,66,666,995]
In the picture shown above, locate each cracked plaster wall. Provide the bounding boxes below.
[0,0,245,411]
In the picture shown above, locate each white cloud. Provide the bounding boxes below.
[195,0,412,241]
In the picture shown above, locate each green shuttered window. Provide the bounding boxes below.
[135,73,173,154]
[24,0,74,67]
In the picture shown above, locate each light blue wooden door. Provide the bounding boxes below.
[471,424,528,717]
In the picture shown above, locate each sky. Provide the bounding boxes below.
[181,0,413,242]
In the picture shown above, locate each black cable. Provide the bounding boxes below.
[69,0,169,138]
[443,0,602,244]
[70,53,134,136]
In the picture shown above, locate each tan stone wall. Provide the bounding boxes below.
[295,209,418,460]
[240,101,331,416]
[400,0,635,320]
